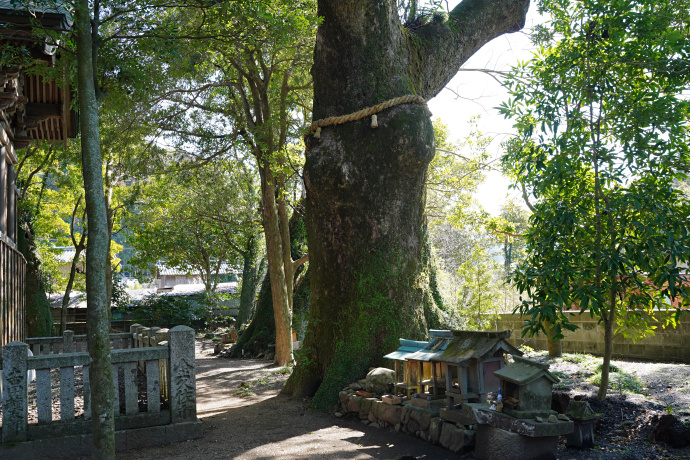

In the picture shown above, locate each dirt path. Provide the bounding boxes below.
[119,340,455,460]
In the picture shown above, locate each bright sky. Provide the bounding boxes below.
[428,9,542,216]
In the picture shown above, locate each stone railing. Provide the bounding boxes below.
[0,325,202,458]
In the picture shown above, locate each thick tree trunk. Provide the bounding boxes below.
[285,0,529,407]
[76,0,115,456]
[230,270,275,358]
[236,233,260,328]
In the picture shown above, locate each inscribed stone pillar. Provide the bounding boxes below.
[169,325,196,423]
[2,341,28,442]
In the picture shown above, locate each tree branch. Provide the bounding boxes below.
[409,0,530,99]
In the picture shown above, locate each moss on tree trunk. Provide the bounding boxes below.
[230,272,275,358]
[284,0,529,408]
[18,224,52,338]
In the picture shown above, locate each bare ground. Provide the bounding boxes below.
[118,340,690,460]
[118,339,456,460]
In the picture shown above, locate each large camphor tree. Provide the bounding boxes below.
[284,0,530,406]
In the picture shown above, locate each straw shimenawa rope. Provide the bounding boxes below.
[306,94,431,139]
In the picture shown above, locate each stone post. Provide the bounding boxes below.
[154,328,169,344]
[169,325,196,423]
[136,325,145,348]
[2,341,28,442]
[150,327,161,346]
[63,330,74,353]
[130,323,142,348]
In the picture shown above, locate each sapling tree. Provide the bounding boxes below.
[500,0,690,399]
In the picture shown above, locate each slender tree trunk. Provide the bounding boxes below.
[61,247,84,334]
[76,0,115,456]
[104,179,113,310]
[260,162,292,365]
[544,321,562,357]
[598,293,617,400]
[285,0,530,407]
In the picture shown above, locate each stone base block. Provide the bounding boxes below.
[0,420,203,460]
[475,424,558,460]
[439,422,475,453]
[566,419,596,449]
[440,405,477,426]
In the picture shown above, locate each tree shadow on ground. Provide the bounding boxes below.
[118,341,460,460]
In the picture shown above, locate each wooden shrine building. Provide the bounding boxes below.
[0,1,75,345]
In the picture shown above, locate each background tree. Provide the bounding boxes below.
[501,0,690,399]
[127,158,263,311]
[146,1,317,365]
[284,0,530,407]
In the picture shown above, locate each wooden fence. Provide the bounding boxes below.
[0,325,201,458]
[0,236,26,347]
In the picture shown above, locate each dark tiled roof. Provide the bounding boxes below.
[433,329,523,364]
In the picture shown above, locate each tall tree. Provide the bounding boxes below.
[284,0,530,406]
[148,1,316,365]
[75,0,115,454]
[501,0,690,399]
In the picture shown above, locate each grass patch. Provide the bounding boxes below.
[588,370,644,395]
[552,370,577,389]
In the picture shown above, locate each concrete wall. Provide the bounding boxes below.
[494,311,690,363]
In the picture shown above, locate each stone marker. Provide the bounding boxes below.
[169,326,197,423]
[3,341,28,442]
[565,400,600,449]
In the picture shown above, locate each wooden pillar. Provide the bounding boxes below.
[7,163,15,243]
[0,147,6,236]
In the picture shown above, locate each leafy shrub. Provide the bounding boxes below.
[130,294,206,329]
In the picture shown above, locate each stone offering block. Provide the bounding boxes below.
[471,405,573,437]
[440,405,477,426]
[475,424,558,460]
[408,395,446,412]
[382,394,402,405]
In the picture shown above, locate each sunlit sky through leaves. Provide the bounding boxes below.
[429,7,543,216]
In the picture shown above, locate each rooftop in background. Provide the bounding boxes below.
[50,282,240,309]
[156,263,239,276]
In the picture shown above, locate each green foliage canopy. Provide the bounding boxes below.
[501,0,690,342]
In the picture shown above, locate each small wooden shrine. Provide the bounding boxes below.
[493,355,559,419]
[402,329,454,397]
[383,337,428,398]
[432,330,522,412]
